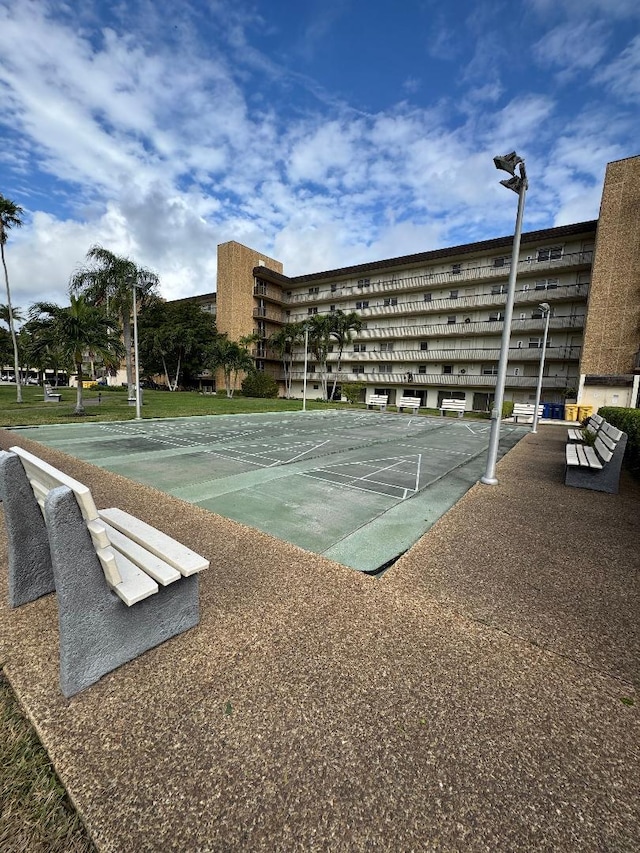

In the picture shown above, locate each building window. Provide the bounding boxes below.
[255,281,267,295]
[308,307,317,315]
[447,316,457,324]
[308,286,319,295]
[442,365,453,374]
[489,312,504,322]
[423,293,432,302]
[449,290,459,299]
[378,364,392,373]
[491,284,506,295]
[329,304,336,311]
[357,278,371,288]
[535,278,559,290]
[331,283,337,292]
[528,338,542,348]
[482,364,498,375]
[418,365,427,374]
[308,363,316,372]
[353,365,365,374]
[354,343,366,352]
[451,264,461,275]
[537,246,562,262]
[383,297,398,307]
[419,341,429,351]
[356,300,369,309]
[493,257,509,268]
[380,342,394,352]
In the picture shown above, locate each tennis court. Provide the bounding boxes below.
[13,410,525,573]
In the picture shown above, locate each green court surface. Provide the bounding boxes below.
[12,410,525,573]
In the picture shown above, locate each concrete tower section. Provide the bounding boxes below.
[216,241,283,342]
[579,155,640,408]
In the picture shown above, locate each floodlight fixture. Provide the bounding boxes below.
[493,152,523,175]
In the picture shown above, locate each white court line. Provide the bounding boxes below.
[302,471,407,500]
[273,439,331,466]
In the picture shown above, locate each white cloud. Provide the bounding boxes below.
[532,20,610,80]
[594,34,640,104]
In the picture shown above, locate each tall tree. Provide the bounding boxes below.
[305,314,334,401]
[137,299,217,390]
[328,310,362,401]
[269,322,304,398]
[29,296,123,414]
[70,246,159,396]
[0,195,25,402]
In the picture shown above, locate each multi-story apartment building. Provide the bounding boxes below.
[184,154,640,412]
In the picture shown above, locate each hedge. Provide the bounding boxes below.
[598,406,640,478]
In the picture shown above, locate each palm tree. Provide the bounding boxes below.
[328,310,362,401]
[29,296,124,414]
[269,322,304,398]
[70,246,159,396]
[305,314,334,401]
[208,335,254,398]
[0,195,25,402]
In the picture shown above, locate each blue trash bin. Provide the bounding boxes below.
[542,403,551,418]
[550,403,564,419]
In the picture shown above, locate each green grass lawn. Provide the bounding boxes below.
[0,384,343,428]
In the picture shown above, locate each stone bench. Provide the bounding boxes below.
[564,420,627,494]
[0,446,209,697]
[43,383,62,402]
[512,403,544,424]
[396,396,421,413]
[439,399,466,418]
[366,394,388,411]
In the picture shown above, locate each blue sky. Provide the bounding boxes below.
[1,0,639,309]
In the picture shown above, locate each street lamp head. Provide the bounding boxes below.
[538,302,550,313]
[493,151,523,175]
[499,175,524,194]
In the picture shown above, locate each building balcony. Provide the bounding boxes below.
[253,281,283,303]
[284,251,593,304]
[253,306,285,323]
[353,315,584,341]
[331,345,581,364]
[288,370,571,390]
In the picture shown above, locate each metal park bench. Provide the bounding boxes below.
[439,399,466,418]
[367,394,388,411]
[43,383,62,402]
[512,403,544,424]
[567,413,604,443]
[396,396,421,413]
[0,446,209,697]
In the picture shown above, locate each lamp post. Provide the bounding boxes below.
[481,151,528,486]
[302,324,309,412]
[132,282,142,421]
[531,302,550,434]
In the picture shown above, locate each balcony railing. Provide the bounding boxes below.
[287,371,571,389]
[350,315,584,341]
[330,345,581,364]
[284,251,593,304]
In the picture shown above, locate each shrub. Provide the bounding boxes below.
[598,406,640,478]
[342,382,366,405]
[502,400,514,418]
[241,372,278,398]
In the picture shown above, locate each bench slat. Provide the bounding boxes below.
[100,548,159,606]
[101,522,182,586]
[584,445,603,469]
[11,446,99,522]
[99,508,209,576]
[565,443,579,466]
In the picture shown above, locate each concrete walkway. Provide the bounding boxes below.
[1,424,638,852]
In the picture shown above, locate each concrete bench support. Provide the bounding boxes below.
[45,485,199,698]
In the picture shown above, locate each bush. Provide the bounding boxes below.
[598,406,640,478]
[241,372,278,398]
[502,400,514,418]
[342,382,366,405]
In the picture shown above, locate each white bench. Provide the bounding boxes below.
[396,396,421,413]
[367,394,388,411]
[567,412,603,442]
[565,420,627,494]
[0,447,209,696]
[440,399,466,418]
[44,383,62,402]
[512,403,544,423]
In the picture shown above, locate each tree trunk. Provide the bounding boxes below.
[122,314,133,396]
[1,243,22,403]
[74,360,85,415]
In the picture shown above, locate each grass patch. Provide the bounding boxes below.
[0,672,96,852]
[0,384,341,428]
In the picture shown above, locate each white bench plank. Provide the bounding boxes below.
[99,508,209,576]
[11,446,99,522]
[102,522,181,586]
[102,548,159,606]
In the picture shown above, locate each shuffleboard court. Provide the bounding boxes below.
[12,410,526,573]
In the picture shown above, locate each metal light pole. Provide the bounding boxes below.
[481,151,528,486]
[531,302,550,434]
[132,283,142,421]
[302,325,309,412]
